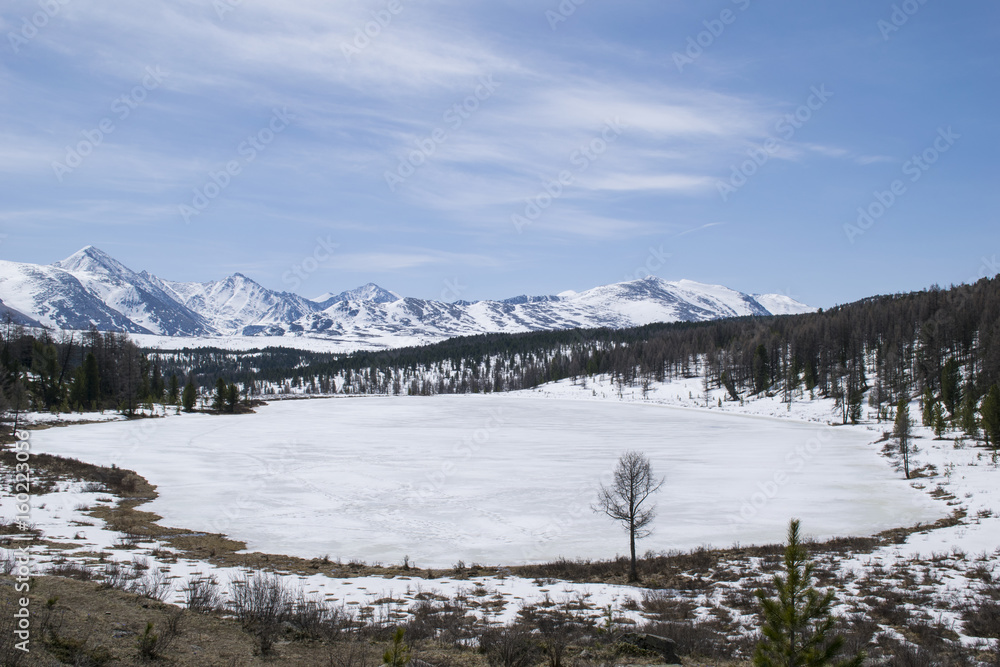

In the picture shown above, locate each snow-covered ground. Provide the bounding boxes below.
[17,410,126,426]
[0,480,642,626]
[6,372,999,649]
[129,332,419,353]
[26,395,942,568]
[522,373,1000,551]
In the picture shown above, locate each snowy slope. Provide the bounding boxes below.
[313,282,401,308]
[54,246,210,336]
[752,293,817,315]
[293,277,801,343]
[151,272,319,336]
[0,257,149,332]
[0,247,815,347]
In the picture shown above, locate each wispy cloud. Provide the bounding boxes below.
[334,249,502,272]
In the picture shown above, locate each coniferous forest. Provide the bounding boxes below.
[3,275,1000,444]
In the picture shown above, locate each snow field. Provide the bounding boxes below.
[28,395,943,568]
[8,372,1000,648]
[0,481,644,627]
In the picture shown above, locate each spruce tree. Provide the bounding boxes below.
[932,402,946,438]
[83,351,100,409]
[960,381,979,438]
[182,380,196,412]
[753,344,770,394]
[893,397,912,479]
[214,378,227,413]
[754,520,864,667]
[921,386,935,427]
[940,358,961,418]
[981,384,1000,448]
[168,374,179,405]
[226,383,239,413]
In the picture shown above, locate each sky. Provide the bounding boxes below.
[1,0,998,308]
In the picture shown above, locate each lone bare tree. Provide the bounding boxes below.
[593,450,664,582]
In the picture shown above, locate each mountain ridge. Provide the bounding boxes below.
[0,247,816,349]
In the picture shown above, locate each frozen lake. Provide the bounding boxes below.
[33,395,944,567]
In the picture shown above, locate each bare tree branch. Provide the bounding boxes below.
[592,450,664,582]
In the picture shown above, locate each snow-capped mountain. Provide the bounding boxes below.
[313,283,401,309]
[0,255,149,333]
[53,247,209,336]
[149,272,317,336]
[0,247,815,348]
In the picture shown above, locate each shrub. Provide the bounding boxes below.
[479,624,538,667]
[229,571,291,655]
[184,575,222,613]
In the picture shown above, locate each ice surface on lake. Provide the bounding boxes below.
[33,396,945,567]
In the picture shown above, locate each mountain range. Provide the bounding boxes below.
[0,246,815,349]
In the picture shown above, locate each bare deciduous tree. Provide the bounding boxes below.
[592,450,664,582]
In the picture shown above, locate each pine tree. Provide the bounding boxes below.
[847,384,863,425]
[893,397,912,479]
[960,382,979,438]
[383,627,411,667]
[226,383,239,413]
[981,384,1000,449]
[753,344,770,394]
[151,363,165,403]
[168,374,179,405]
[921,386,936,427]
[940,358,961,418]
[31,340,64,410]
[182,380,196,413]
[932,401,946,438]
[754,519,864,667]
[214,378,227,413]
[83,351,100,409]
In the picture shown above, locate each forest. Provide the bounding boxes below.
[3,275,1000,444]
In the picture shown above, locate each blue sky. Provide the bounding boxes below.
[1,0,997,307]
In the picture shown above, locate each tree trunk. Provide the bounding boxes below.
[629,522,637,582]
[902,436,910,479]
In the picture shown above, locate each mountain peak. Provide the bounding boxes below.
[54,246,132,277]
[752,293,817,316]
[315,283,401,307]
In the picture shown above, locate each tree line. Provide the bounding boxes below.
[0,324,207,431]
[149,274,1000,443]
[3,275,1000,444]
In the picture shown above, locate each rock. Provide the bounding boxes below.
[619,632,681,665]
